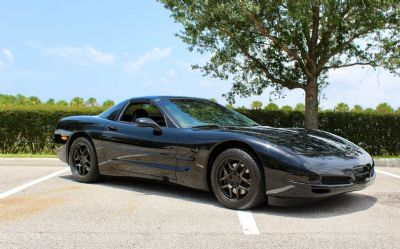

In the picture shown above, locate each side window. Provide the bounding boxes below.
[119,103,167,127]
[99,101,126,121]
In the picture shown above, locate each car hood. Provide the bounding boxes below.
[223,126,365,156]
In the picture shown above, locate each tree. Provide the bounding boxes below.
[46,98,55,105]
[352,105,364,113]
[396,107,400,114]
[294,103,305,112]
[159,0,400,129]
[281,105,293,112]
[209,98,218,103]
[225,103,234,109]
[376,102,394,114]
[102,100,115,108]
[70,97,84,107]
[334,102,350,112]
[86,97,98,107]
[264,103,279,111]
[57,100,68,106]
[250,100,263,110]
[29,96,41,105]
[16,94,29,105]
[364,107,375,114]
[0,94,17,105]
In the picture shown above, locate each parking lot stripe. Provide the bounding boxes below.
[0,168,69,199]
[376,169,400,179]
[237,210,260,235]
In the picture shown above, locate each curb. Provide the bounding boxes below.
[0,158,65,167]
[374,158,400,168]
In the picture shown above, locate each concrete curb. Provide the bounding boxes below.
[0,158,65,167]
[374,158,400,168]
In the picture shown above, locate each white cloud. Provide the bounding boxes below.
[165,68,176,78]
[124,47,172,74]
[0,48,14,69]
[43,45,116,65]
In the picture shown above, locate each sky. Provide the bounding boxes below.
[0,0,399,109]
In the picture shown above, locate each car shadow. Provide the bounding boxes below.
[59,175,377,218]
[253,193,377,218]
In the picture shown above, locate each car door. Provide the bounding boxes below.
[101,101,178,180]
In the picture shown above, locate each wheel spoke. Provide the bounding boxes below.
[228,187,233,198]
[77,147,83,156]
[226,161,234,171]
[82,147,89,157]
[235,162,243,173]
[221,184,230,189]
[240,176,250,185]
[238,185,249,192]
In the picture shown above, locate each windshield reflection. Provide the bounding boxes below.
[162,99,259,128]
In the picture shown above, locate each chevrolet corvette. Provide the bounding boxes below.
[54,96,375,209]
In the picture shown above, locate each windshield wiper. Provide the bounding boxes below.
[191,124,221,129]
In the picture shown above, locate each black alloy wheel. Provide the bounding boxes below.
[68,137,101,183]
[72,144,91,176]
[211,148,266,209]
[217,158,252,200]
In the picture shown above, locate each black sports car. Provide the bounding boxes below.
[54,96,375,209]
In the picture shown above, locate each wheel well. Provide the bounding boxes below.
[206,140,264,191]
[66,132,93,162]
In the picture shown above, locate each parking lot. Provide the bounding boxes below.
[0,159,399,249]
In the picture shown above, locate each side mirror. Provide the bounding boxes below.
[135,117,162,133]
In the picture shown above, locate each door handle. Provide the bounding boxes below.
[107,126,119,131]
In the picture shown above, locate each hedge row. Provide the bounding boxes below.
[0,106,105,154]
[0,107,399,156]
[240,110,400,156]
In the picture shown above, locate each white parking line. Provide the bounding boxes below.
[376,169,400,179]
[237,210,260,235]
[0,168,69,199]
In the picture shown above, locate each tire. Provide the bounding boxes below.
[211,148,266,209]
[68,137,101,183]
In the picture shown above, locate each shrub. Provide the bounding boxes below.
[237,109,400,156]
[0,106,399,156]
[0,106,105,154]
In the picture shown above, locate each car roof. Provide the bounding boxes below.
[127,96,209,102]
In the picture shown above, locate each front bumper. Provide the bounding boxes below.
[265,162,376,206]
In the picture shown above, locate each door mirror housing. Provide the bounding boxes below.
[135,117,162,133]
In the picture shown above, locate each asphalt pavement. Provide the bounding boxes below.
[0,158,399,249]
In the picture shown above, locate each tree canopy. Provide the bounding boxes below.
[250,100,263,109]
[159,0,400,128]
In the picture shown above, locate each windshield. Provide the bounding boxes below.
[162,99,259,128]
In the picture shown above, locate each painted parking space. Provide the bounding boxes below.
[0,160,399,248]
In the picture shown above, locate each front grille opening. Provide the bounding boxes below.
[321,176,352,185]
[312,188,330,194]
[354,164,373,183]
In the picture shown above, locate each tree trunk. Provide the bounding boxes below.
[304,79,319,129]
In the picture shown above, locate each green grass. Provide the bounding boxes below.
[0,153,57,158]
[373,155,400,159]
